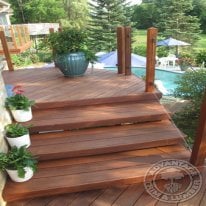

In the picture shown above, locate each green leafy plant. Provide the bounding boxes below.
[177,53,196,71]
[195,50,206,66]
[0,146,37,178]
[5,123,29,138]
[47,28,95,61]
[5,85,35,111]
[173,69,206,146]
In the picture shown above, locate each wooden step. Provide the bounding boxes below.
[25,101,169,133]
[34,92,162,110]
[3,144,190,202]
[29,120,184,161]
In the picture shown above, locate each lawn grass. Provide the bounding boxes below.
[133,29,206,51]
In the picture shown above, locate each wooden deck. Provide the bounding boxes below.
[2,67,194,204]
[7,166,206,206]
[2,67,161,108]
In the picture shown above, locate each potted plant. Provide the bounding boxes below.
[0,146,37,182]
[177,53,195,71]
[5,85,35,122]
[48,28,94,77]
[5,123,31,148]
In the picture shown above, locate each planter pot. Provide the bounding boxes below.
[55,52,89,77]
[11,107,32,122]
[6,133,31,148]
[6,167,34,182]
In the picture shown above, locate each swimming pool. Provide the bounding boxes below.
[107,67,183,95]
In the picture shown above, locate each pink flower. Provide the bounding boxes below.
[12,85,24,95]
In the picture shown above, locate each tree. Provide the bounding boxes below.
[89,0,130,52]
[191,0,206,33]
[62,0,90,29]
[9,0,66,23]
[132,2,157,29]
[154,0,200,44]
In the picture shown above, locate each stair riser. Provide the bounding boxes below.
[29,114,169,133]
[34,138,184,161]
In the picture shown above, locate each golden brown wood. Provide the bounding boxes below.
[10,26,18,50]
[190,92,206,166]
[0,31,14,71]
[117,27,125,74]
[16,26,23,46]
[125,26,132,76]
[145,27,158,92]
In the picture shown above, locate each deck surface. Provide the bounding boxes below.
[4,144,190,202]
[7,147,206,206]
[2,67,150,104]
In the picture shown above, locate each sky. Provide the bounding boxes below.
[126,0,142,6]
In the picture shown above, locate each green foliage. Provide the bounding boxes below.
[174,69,206,105]
[5,123,29,138]
[191,0,206,33]
[48,28,88,54]
[195,50,206,66]
[157,47,169,58]
[12,51,40,67]
[132,2,157,29]
[173,69,206,145]
[9,0,66,23]
[5,94,35,111]
[154,0,200,44]
[172,106,199,146]
[62,0,89,29]
[177,53,196,71]
[89,0,131,52]
[0,146,37,178]
[133,45,147,56]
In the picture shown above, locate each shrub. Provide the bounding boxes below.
[173,69,206,145]
[157,47,169,58]
[195,50,206,66]
[133,45,147,56]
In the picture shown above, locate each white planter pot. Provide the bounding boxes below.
[6,167,34,182]
[11,107,32,122]
[6,133,31,148]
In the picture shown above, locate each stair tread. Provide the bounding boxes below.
[25,100,169,132]
[3,144,190,202]
[29,120,184,160]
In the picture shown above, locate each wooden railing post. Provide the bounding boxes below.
[145,27,158,92]
[125,26,131,76]
[0,30,14,71]
[117,27,125,74]
[190,92,206,166]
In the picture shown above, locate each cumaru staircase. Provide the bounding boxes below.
[2,91,189,202]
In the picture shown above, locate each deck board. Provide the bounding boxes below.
[3,145,190,202]
[29,120,184,160]
[2,67,147,102]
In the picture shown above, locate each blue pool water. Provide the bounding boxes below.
[107,67,183,95]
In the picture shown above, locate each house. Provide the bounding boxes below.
[0,0,12,25]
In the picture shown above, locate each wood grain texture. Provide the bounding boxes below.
[3,144,190,202]
[29,120,184,160]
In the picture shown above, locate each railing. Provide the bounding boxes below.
[0,25,32,71]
